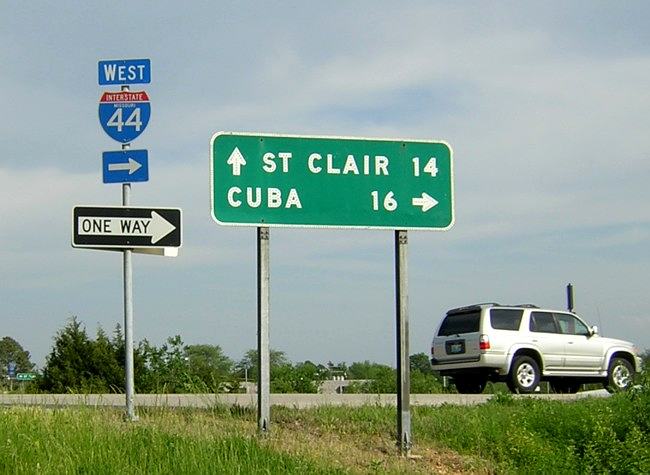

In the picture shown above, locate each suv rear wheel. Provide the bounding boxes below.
[453,376,487,394]
[605,357,634,393]
[507,356,540,394]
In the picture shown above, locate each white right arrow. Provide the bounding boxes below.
[412,193,439,212]
[226,147,246,176]
[149,211,177,244]
[108,157,142,175]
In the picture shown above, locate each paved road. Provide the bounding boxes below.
[0,390,610,409]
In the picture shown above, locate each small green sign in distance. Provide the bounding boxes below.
[210,132,454,230]
[16,373,36,381]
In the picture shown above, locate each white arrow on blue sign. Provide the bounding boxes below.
[98,91,151,143]
[103,150,149,184]
[98,59,151,85]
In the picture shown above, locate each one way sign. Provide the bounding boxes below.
[72,206,182,249]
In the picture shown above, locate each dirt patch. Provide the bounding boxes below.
[263,419,488,474]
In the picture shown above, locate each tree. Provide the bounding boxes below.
[139,335,190,393]
[185,344,233,391]
[111,324,147,392]
[347,360,391,380]
[40,317,95,392]
[270,360,325,393]
[235,348,290,382]
[234,351,329,393]
[89,328,124,391]
[410,368,445,393]
[362,365,396,393]
[409,352,444,393]
[0,336,35,374]
[292,360,325,393]
[40,318,138,393]
[410,352,434,375]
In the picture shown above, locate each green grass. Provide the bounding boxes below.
[271,387,650,474]
[2,387,650,474]
[0,407,342,474]
[412,391,650,473]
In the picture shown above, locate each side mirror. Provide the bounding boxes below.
[590,325,599,336]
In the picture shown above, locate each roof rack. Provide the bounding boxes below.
[447,303,500,314]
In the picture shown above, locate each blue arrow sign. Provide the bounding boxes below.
[103,150,149,184]
[98,91,151,143]
[98,59,151,85]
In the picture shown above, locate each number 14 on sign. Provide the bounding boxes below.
[412,157,438,177]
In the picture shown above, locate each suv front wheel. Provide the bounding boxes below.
[507,356,540,394]
[605,357,634,393]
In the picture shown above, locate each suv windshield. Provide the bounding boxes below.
[438,311,480,336]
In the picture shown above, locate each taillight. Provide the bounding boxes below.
[430,345,435,356]
[479,334,490,350]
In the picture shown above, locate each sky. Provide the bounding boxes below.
[1,1,649,369]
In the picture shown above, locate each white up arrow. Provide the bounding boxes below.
[108,157,142,175]
[412,193,438,212]
[227,147,246,176]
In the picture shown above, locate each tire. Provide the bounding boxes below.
[550,379,581,394]
[454,377,487,394]
[605,357,634,393]
[507,356,540,394]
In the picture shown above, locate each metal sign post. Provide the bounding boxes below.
[121,82,137,421]
[257,227,271,432]
[122,181,137,421]
[79,57,171,422]
[395,230,411,454]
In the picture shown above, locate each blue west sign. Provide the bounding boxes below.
[102,150,149,184]
[98,59,151,86]
[98,91,151,143]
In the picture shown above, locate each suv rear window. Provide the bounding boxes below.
[489,309,523,331]
[438,311,480,336]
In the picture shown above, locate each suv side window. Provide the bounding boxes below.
[530,311,558,333]
[489,309,524,331]
[555,313,590,336]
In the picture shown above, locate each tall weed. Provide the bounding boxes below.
[414,389,650,473]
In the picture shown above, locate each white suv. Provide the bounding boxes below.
[430,303,643,394]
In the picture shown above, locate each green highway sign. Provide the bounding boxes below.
[210,132,454,230]
[16,373,36,381]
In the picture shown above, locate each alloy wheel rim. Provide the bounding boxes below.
[517,363,536,388]
[613,364,631,388]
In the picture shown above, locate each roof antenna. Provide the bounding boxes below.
[566,283,574,312]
